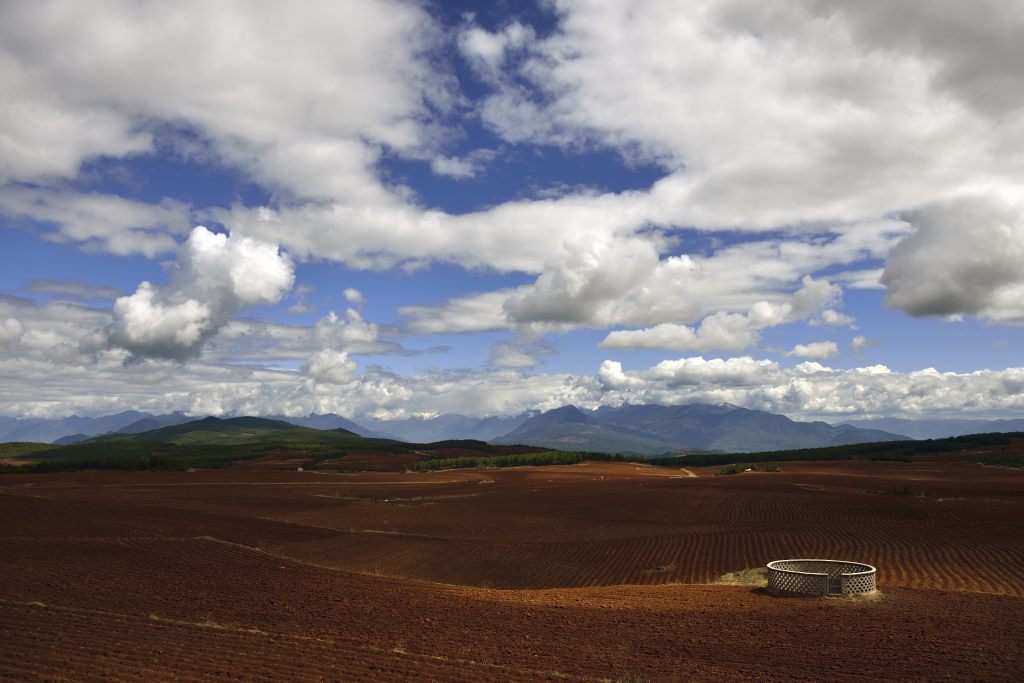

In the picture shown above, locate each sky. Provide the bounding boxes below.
[2,0,1024,422]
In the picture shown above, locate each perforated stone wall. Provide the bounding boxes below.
[767,565,828,595]
[840,570,876,595]
[767,559,876,596]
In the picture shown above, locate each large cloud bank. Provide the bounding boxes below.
[2,1,1024,420]
[1,1,1021,314]
[2,288,1022,421]
[3,339,1024,422]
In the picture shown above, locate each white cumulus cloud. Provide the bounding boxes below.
[600,276,838,352]
[108,227,294,360]
[313,308,380,351]
[0,187,191,257]
[302,349,357,385]
[850,335,881,359]
[343,288,365,307]
[787,341,839,360]
[882,195,1024,324]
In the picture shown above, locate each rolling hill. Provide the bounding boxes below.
[0,416,546,473]
[0,416,372,469]
[115,413,197,435]
[110,416,358,446]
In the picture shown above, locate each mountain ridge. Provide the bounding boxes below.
[839,417,1024,440]
[496,403,910,454]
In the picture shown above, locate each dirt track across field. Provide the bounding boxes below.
[2,460,1022,681]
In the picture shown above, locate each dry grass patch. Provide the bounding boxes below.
[717,567,768,586]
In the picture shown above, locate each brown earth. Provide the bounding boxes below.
[1,459,1022,681]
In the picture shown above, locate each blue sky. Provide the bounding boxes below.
[2,0,1024,421]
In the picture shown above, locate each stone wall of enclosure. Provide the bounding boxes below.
[767,560,876,596]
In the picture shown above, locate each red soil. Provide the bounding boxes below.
[317,449,424,471]
[230,453,315,470]
[1,460,1022,681]
[0,457,37,466]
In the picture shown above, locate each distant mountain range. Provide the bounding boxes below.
[263,413,378,436]
[491,406,678,455]
[3,406,1023,454]
[0,411,194,445]
[837,417,1024,440]
[355,413,534,442]
[493,404,909,454]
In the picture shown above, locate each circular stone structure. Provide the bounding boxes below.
[767,559,876,596]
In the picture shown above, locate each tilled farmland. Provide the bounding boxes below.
[2,460,1023,681]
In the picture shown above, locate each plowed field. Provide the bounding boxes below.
[2,459,1022,681]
